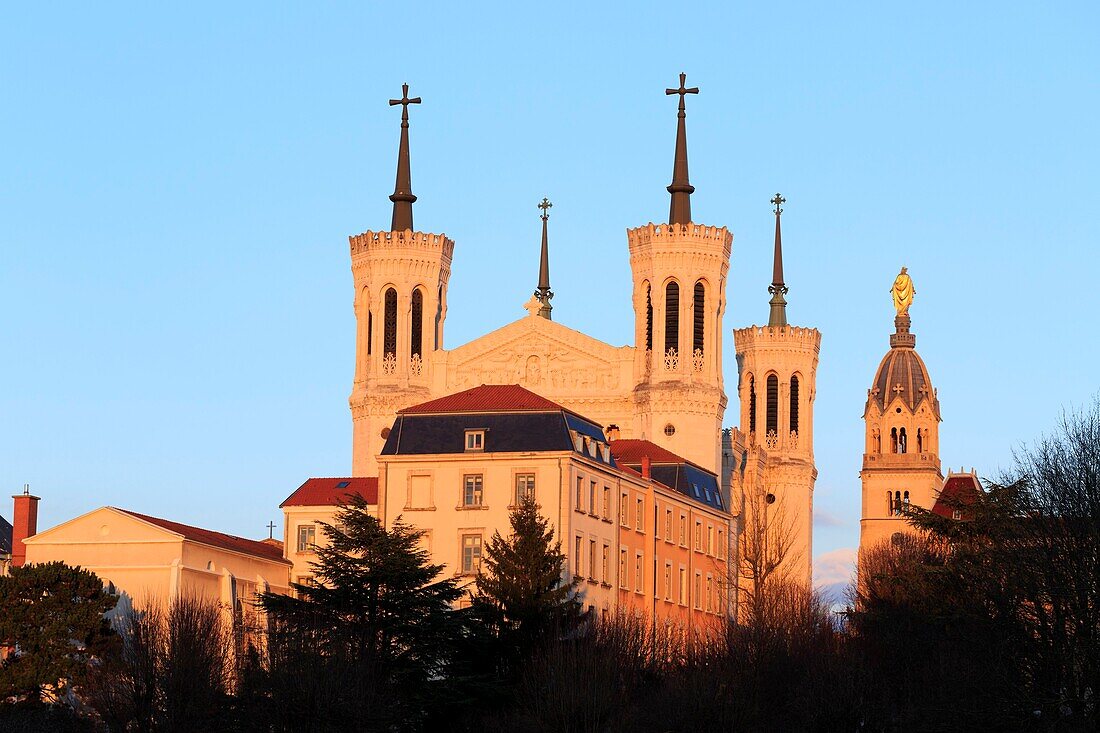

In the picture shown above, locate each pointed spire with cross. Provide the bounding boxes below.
[665,72,699,226]
[388,82,422,231]
[534,197,554,319]
[767,193,790,327]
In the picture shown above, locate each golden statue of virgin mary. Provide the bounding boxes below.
[891,267,915,315]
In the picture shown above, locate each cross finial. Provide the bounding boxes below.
[665,72,699,115]
[388,82,421,127]
[771,192,786,216]
[266,521,276,539]
[893,383,905,395]
[538,197,552,221]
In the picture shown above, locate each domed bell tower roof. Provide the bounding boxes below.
[870,313,940,418]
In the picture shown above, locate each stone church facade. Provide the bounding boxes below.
[348,77,820,587]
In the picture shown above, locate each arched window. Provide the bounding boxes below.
[693,281,705,355]
[766,374,778,434]
[410,289,423,359]
[664,281,679,354]
[886,491,893,514]
[645,283,653,351]
[383,288,397,358]
[789,375,800,434]
[435,285,443,350]
[917,428,924,453]
[893,491,902,515]
[748,375,757,434]
[903,490,910,509]
[872,429,881,453]
[367,310,373,355]
[899,427,908,454]
[890,427,899,453]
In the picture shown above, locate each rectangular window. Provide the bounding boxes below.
[679,567,687,605]
[717,529,726,560]
[576,476,584,512]
[663,563,672,600]
[707,525,714,555]
[296,524,316,552]
[620,492,629,525]
[515,473,536,505]
[602,486,611,519]
[464,430,484,451]
[694,572,702,609]
[589,540,597,581]
[679,514,687,546]
[636,497,644,531]
[665,509,673,540]
[590,481,598,516]
[602,544,610,584]
[695,521,703,551]
[635,553,644,592]
[574,535,583,577]
[619,548,628,587]
[463,475,483,507]
[706,575,713,613]
[461,534,482,574]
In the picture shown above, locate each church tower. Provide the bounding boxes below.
[859,268,943,553]
[629,74,731,474]
[732,196,820,586]
[350,84,455,476]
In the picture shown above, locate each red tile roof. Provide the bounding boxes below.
[932,473,982,519]
[280,477,378,508]
[610,439,695,467]
[399,384,565,414]
[115,509,291,564]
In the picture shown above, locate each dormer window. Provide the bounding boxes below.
[465,430,485,451]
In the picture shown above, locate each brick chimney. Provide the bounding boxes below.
[641,455,651,479]
[11,485,40,568]
[605,424,621,442]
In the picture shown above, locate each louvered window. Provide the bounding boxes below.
[749,375,756,433]
[766,374,778,434]
[410,289,423,358]
[790,375,800,434]
[664,282,679,353]
[367,310,372,355]
[645,283,653,351]
[383,288,397,357]
[693,281,705,354]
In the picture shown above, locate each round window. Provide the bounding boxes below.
[663,423,676,437]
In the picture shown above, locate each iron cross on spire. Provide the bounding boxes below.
[665,72,699,115]
[538,197,552,221]
[771,193,786,215]
[389,83,421,127]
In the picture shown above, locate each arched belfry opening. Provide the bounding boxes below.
[766,374,778,435]
[410,289,423,360]
[383,288,398,360]
[645,282,653,352]
[790,375,800,434]
[748,375,757,434]
[693,281,705,357]
[665,281,679,356]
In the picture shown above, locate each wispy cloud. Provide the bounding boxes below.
[813,509,847,528]
[814,547,857,588]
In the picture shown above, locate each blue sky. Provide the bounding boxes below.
[2,3,1097,583]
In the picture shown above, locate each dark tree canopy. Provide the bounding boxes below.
[0,561,118,703]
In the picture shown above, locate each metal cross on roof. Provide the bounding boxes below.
[538,197,552,221]
[665,72,699,113]
[771,193,786,215]
[389,83,421,126]
[266,521,276,539]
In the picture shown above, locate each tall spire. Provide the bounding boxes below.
[768,193,789,327]
[665,72,699,226]
[388,83,421,232]
[534,197,554,319]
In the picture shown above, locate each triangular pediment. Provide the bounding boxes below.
[444,315,634,395]
[24,507,185,546]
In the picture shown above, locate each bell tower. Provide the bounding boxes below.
[350,84,455,476]
[859,268,943,555]
[630,73,731,474]
[733,195,820,586]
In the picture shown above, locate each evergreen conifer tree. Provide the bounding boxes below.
[0,561,119,703]
[259,494,464,731]
[471,497,583,667]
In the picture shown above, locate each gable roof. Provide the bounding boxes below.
[114,509,290,564]
[399,384,564,414]
[281,477,378,508]
[611,439,695,468]
[610,439,724,511]
[0,514,11,555]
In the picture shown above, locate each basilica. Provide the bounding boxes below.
[2,75,979,625]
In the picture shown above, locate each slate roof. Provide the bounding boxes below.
[115,509,291,564]
[399,384,564,414]
[281,477,378,508]
[0,514,11,555]
[932,473,982,519]
[610,439,725,511]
